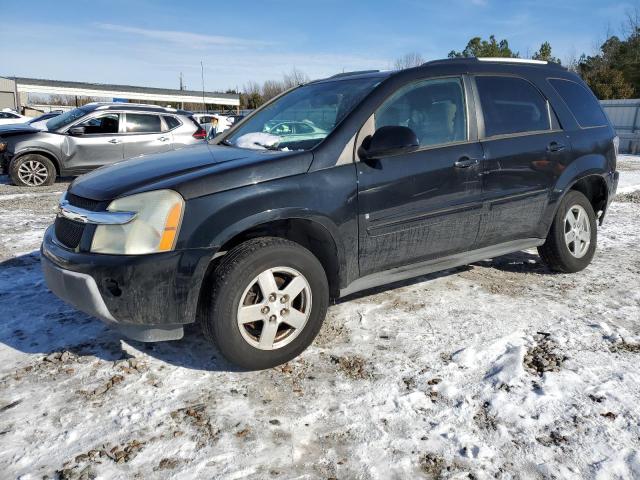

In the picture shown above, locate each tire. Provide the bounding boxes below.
[201,237,329,370]
[538,190,597,273]
[9,154,56,187]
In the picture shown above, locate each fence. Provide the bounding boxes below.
[601,99,640,154]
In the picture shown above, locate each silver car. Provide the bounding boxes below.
[0,103,206,186]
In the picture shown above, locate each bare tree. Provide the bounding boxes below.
[393,52,425,70]
[282,67,310,89]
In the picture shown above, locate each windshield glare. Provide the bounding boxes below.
[225,77,380,151]
[46,107,90,131]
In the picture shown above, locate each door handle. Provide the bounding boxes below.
[454,157,479,168]
[547,141,566,153]
[108,139,122,144]
[158,136,170,142]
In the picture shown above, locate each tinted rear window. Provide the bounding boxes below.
[476,76,550,137]
[163,116,181,130]
[548,79,609,128]
[126,113,162,133]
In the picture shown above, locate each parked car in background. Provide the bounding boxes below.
[41,58,618,369]
[263,120,327,144]
[0,109,29,125]
[193,113,233,137]
[0,103,206,186]
[27,111,63,130]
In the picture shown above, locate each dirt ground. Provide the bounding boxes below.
[0,157,639,479]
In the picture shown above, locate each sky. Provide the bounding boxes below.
[0,0,636,93]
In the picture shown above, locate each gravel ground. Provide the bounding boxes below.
[0,159,639,479]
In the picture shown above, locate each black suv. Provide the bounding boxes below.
[41,58,619,369]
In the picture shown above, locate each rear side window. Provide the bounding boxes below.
[476,76,550,137]
[548,79,608,128]
[125,114,162,133]
[163,116,181,130]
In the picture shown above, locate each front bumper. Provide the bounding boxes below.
[41,225,215,342]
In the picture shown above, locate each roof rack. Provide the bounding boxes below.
[330,70,380,78]
[477,57,547,65]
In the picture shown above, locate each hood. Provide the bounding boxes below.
[0,123,41,137]
[69,143,313,201]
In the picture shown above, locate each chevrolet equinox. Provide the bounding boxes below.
[41,58,619,369]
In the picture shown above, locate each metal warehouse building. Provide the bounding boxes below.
[0,76,240,113]
[601,99,640,154]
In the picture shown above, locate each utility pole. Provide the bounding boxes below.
[179,72,184,110]
[200,61,206,113]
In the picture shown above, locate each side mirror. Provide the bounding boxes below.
[358,125,419,160]
[68,126,85,136]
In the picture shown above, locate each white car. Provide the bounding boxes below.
[0,109,29,125]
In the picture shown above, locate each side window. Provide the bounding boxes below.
[476,76,550,137]
[375,77,467,147]
[548,79,608,128]
[295,123,314,135]
[76,113,120,134]
[126,114,162,133]
[163,116,181,130]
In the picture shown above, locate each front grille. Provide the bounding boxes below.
[54,217,86,249]
[66,192,102,211]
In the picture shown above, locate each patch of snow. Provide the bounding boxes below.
[234,132,280,150]
[0,159,639,478]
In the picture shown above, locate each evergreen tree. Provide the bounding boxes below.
[448,35,518,58]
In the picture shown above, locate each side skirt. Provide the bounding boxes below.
[339,238,545,298]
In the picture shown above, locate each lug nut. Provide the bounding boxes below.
[269,315,277,323]
[269,293,277,302]
[281,295,289,303]
[280,309,289,316]
[261,306,270,314]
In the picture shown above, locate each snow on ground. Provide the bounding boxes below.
[0,158,639,479]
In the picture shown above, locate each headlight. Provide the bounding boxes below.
[90,190,184,255]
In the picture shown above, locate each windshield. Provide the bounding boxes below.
[46,107,90,131]
[225,77,381,151]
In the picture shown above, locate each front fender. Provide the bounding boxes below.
[177,165,360,286]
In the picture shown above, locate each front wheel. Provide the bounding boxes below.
[201,237,329,370]
[538,190,597,273]
[9,154,56,187]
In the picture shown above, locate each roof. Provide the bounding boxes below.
[82,102,193,116]
[7,76,239,106]
[312,57,567,84]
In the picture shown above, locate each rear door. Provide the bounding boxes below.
[357,76,484,275]
[63,112,124,171]
[474,75,572,247]
[121,113,172,159]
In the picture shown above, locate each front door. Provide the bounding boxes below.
[473,75,573,247]
[63,112,124,171]
[357,76,484,276]
[122,113,173,159]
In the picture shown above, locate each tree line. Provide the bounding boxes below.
[239,8,639,108]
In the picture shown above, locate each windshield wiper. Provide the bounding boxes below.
[219,139,234,146]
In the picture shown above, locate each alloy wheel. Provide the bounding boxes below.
[563,204,591,258]
[17,160,49,186]
[236,266,312,350]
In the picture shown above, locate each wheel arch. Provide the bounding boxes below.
[551,153,610,226]
[12,149,61,176]
[195,211,346,327]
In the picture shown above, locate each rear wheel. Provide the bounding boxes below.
[9,154,56,187]
[538,190,597,273]
[201,237,329,370]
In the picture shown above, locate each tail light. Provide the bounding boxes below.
[192,127,207,140]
